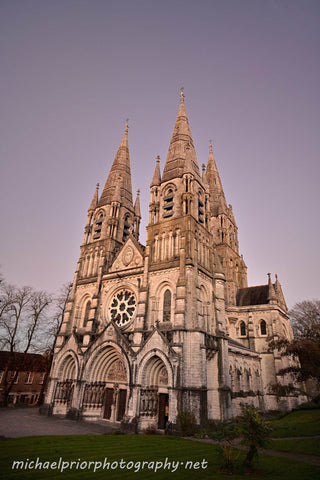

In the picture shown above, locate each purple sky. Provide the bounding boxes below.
[1,0,319,309]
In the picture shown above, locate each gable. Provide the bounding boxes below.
[109,237,144,272]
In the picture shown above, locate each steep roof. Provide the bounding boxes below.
[0,351,49,372]
[162,91,201,183]
[236,285,270,306]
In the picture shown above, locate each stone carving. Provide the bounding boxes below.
[122,246,134,266]
[107,360,127,381]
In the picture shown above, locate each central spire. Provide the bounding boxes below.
[98,122,133,210]
[162,90,201,183]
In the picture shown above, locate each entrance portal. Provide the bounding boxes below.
[117,389,127,421]
[158,393,169,429]
[103,388,114,419]
[103,387,127,421]
[87,346,128,422]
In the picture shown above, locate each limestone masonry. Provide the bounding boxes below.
[45,92,304,429]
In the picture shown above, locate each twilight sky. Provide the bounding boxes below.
[1,0,319,309]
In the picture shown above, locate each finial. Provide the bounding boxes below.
[180,86,184,100]
[96,182,99,190]
[202,163,206,173]
[209,139,212,145]
[125,118,129,133]
[156,155,160,163]
[267,272,271,280]
[137,189,140,195]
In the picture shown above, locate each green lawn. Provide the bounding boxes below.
[271,438,320,457]
[270,409,320,438]
[1,435,320,480]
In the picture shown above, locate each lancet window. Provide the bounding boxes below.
[93,213,103,240]
[163,289,172,322]
[83,300,91,327]
[122,214,131,242]
[163,189,174,218]
[260,320,267,336]
[240,321,246,336]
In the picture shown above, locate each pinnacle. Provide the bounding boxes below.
[151,155,161,187]
[134,189,141,218]
[88,183,99,212]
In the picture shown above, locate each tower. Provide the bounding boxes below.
[145,91,238,420]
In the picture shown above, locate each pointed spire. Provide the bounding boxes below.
[113,176,122,203]
[274,274,287,310]
[267,273,277,303]
[134,189,141,218]
[88,183,99,212]
[202,163,209,189]
[151,155,161,187]
[162,90,201,183]
[206,142,227,215]
[183,142,194,175]
[227,204,236,224]
[98,121,133,210]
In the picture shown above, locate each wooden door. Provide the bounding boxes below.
[103,388,114,419]
[158,393,169,429]
[117,389,127,421]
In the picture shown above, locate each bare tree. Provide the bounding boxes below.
[269,300,320,398]
[290,300,320,341]
[42,281,72,355]
[0,284,33,352]
[0,281,52,405]
[38,282,72,404]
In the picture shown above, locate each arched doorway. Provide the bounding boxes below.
[53,354,77,412]
[140,356,169,429]
[83,345,129,422]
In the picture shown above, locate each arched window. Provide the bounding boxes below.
[163,289,171,322]
[163,189,174,218]
[83,301,91,327]
[122,214,130,242]
[260,320,267,335]
[93,213,103,240]
[240,321,246,336]
[198,191,204,223]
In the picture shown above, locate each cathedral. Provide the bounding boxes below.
[44,92,303,429]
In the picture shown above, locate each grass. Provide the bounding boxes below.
[1,435,320,480]
[271,438,320,457]
[269,409,320,438]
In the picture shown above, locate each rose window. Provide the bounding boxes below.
[109,289,136,328]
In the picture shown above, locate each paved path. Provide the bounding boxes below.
[190,437,320,467]
[0,407,118,438]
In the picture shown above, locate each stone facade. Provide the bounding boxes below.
[44,92,304,428]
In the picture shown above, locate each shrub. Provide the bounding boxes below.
[197,419,219,438]
[238,404,272,469]
[177,410,197,436]
[294,395,320,411]
[210,421,241,474]
[144,423,157,435]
